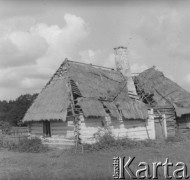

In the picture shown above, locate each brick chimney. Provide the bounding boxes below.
[114,46,138,98]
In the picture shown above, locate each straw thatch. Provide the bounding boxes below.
[23,59,148,122]
[68,61,126,100]
[68,61,148,119]
[102,101,120,118]
[78,98,107,117]
[135,67,190,117]
[116,100,148,119]
[23,79,70,122]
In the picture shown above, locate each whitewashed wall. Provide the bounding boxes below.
[79,110,155,144]
[29,110,155,145]
[110,118,155,140]
[79,116,104,144]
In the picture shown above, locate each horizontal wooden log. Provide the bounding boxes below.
[31,129,42,133]
[51,134,74,138]
[12,127,29,129]
[66,117,74,121]
[112,129,153,134]
[51,123,67,127]
[178,125,188,129]
[80,125,99,129]
[51,130,74,134]
[31,127,42,130]
[67,122,74,126]
[30,131,43,135]
[51,126,74,131]
[166,123,175,126]
[51,132,66,135]
[31,131,42,135]
[167,128,175,132]
[30,123,43,127]
[124,124,146,129]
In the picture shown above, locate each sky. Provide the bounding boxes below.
[0,0,190,100]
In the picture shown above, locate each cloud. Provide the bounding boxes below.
[135,8,190,61]
[0,32,47,68]
[131,63,148,73]
[103,53,115,68]
[0,14,89,99]
[0,68,20,88]
[168,43,190,59]
[20,78,47,89]
[185,74,190,84]
[30,13,89,70]
[78,49,148,75]
[78,49,98,64]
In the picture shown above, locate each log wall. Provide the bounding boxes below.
[166,115,176,137]
[29,122,43,136]
[29,117,75,139]
[79,117,104,144]
[154,107,176,138]
[51,120,75,139]
[110,116,155,140]
[28,111,156,145]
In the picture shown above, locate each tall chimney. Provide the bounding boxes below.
[114,46,138,98]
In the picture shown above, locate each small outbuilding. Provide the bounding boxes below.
[134,67,190,138]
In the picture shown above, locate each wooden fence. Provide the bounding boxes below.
[0,127,29,145]
[9,127,29,136]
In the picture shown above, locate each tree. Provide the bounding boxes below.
[0,93,38,126]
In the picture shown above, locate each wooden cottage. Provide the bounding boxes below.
[134,67,190,138]
[23,47,156,147]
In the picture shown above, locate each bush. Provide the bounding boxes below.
[8,137,49,153]
[83,131,156,152]
[165,133,190,143]
[0,121,12,135]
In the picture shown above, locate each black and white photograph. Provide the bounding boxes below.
[0,0,190,179]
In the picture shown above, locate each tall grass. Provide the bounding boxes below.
[1,131,190,179]
[0,135,48,153]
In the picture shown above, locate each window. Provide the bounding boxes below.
[43,121,51,137]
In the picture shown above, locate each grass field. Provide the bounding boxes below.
[0,138,190,180]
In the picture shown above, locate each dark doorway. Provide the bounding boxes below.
[43,121,51,137]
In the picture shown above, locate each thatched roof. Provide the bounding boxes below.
[135,67,190,117]
[23,59,148,122]
[23,79,70,121]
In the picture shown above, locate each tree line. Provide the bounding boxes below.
[0,94,38,126]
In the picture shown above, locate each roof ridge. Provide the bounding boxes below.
[66,59,115,71]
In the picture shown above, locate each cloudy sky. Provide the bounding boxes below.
[0,0,190,100]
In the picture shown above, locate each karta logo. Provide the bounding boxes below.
[113,156,189,179]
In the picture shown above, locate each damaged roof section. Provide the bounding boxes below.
[23,59,149,122]
[67,61,126,101]
[78,97,148,120]
[135,67,190,117]
[78,98,107,117]
[68,61,148,119]
[116,100,148,120]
